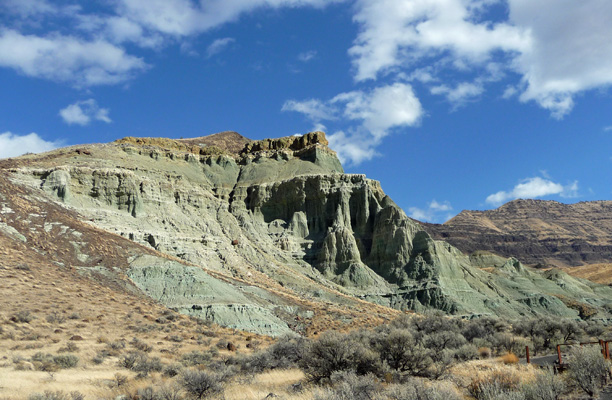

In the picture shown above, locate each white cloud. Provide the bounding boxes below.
[0,0,56,17]
[0,0,344,87]
[282,99,336,121]
[59,99,112,126]
[508,0,612,118]
[430,81,484,105]
[0,132,60,159]
[113,0,345,38]
[604,126,612,132]
[486,176,579,206]
[206,37,235,58]
[408,199,453,223]
[298,50,317,62]
[283,83,423,165]
[349,0,612,118]
[332,83,423,139]
[327,131,380,165]
[0,29,148,87]
[349,0,530,82]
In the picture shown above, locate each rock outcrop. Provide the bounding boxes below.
[5,131,612,330]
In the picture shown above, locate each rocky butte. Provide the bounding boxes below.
[2,131,611,335]
[423,199,612,268]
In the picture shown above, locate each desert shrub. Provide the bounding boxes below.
[454,344,479,361]
[385,379,463,400]
[28,391,84,400]
[46,311,66,324]
[469,370,522,400]
[107,340,126,351]
[585,321,606,337]
[378,329,432,376]
[512,318,564,355]
[68,312,81,320]
[157,384,184,400]
[92,352,106,365]
[428,349,455,379]
[490,332,526,356]
[29,392,66,400]
[215,339,229,349]
[228,334,305,374]
[566,345,610,397]
[137,387,159,400]
[180,369,223,399]
[131,323,158,333]
[168,335,184,343]
[164,363,184,377]
[119,351,163,378]
[58,342,79,353]
[299,330,383,383]
[266,334,306,367]
[313,371,382,400]
[131,337,153,352]
[158,309,179,323]
[12,310,34,323]
[181,350,213,367]
[31,353,78,370]
[422,331,466,352]
[136,384,184,400]
[462,317,509,342]
[522,367,565,400]
[53,354,79,368]
[411,312,461,336]
[114,373,129,387]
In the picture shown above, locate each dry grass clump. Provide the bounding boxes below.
[500,352,519,364]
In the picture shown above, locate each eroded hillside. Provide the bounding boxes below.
[3,131,612,331]
[423,199,612,268]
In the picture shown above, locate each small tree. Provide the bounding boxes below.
[567,346,610,397]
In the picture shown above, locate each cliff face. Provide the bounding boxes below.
[4,132,612,331]
[424,199,612,268]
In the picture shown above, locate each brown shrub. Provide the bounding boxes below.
[478,347,492,359]
[500,352,519,365]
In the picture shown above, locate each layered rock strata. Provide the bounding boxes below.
[5,131,612,328]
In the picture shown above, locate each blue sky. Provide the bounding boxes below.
[1,0,611,222]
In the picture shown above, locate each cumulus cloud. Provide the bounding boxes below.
[486,176,579,206]
[0,132,60,159]
[59,99,112,126]
[206,37,235,58]
[508,0,612,118]
[283,82,423,164]
[349,0,530,82]
[408,199,454,223]
[349,0,612,118]
[0,29,148,87]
